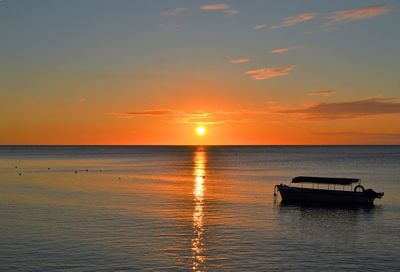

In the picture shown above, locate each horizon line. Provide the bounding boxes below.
[1,144,399,147]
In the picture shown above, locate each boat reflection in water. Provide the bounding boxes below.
[192,147,207,271]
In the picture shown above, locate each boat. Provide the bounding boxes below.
[274,176,384,207]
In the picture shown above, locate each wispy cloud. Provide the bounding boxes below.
[272,12,318,29]
[116,98,400,133]
[230,57,250,64]
[254,24,267,30]
[245,65,295,80]
[201,3,229,11]
[177,111,245,125]
[280,97,400,119]
[308,90,335,97]
[325,5,391,26]
[122,110,178,116]
[313,131,400,138]
[271,48,290,54]
[200,3,238,16]
[117,109,249,125]
[284,12,318,27]
[160,7,186,17]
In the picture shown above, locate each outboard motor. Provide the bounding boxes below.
[364,188,384,199]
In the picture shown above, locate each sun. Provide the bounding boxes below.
[196,126,206,136]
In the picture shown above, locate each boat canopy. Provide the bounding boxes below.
[292,176,359,185]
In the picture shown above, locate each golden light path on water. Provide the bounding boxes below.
[192,147,207,271]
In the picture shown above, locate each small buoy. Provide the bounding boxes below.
[118,177,121,180]
[86,169,88,172]
[74,171,77,174]
[48,167,50,170]
[15,166,18,169]
[18,173,22,176]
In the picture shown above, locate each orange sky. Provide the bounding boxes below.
[1,1,400,145]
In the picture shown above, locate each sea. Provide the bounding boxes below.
[0,146,399,271]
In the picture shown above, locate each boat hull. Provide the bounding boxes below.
[277,185,375,207]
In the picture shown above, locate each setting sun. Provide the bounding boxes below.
[196,126,206,136]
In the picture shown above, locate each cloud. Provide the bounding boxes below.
[269,26,281,30]
[245,65,295,80]
[200,3,229,11]
[270,12,318,29]
[160,7,186,17]
[123,110,178,116]
[254,24,267,30]
[280,97,400,119]
[200,3,238,16]
[117,109,250,125]
[272,12,318,29]
[117,98,400,135]
[230,57,250,64]
[177,111,245,125]
[284,12,318,27]
[313,131,400,138]
[325,5,391,26]
[271,48,290,54]
[308,90,335,96]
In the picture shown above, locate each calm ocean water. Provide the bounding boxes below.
[0,146,399,271]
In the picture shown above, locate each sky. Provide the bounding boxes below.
[1,0,400,145]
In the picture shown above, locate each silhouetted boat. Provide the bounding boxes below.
[275,176,384,207]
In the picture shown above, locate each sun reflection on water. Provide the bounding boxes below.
[192,147,207,271]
